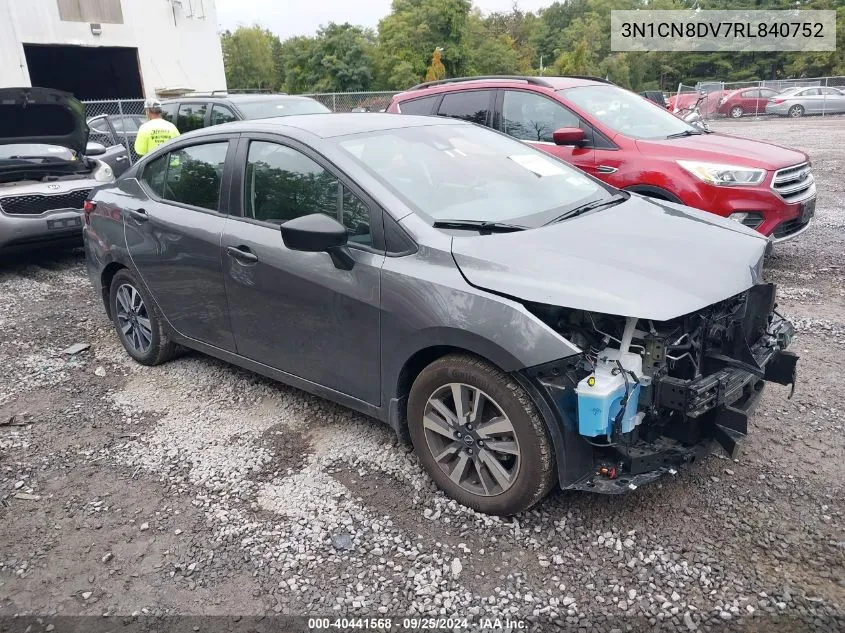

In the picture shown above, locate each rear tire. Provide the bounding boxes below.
[109,269,176,366]
[788,105,804,118]
[729,106,744,118]
[407,354,556,515]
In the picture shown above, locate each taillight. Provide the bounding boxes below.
[83,199,96,225]
[771,98,784,105]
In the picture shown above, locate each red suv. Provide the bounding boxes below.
[389,76,815,241]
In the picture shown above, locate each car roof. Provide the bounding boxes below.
[161,94,313,103]
[395,75,609,100]
[201,113,464,139]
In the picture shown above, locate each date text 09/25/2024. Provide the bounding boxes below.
[307,617,528,630]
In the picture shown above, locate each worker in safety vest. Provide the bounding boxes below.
[134,98,180,156]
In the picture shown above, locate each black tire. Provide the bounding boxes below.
[729,106,744,118]
[407,354,556,515]
[109,269,176,366]
[788,105,804,118]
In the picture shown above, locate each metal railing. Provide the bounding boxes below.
[672,75,845,121]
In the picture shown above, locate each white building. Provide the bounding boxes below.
[0,0,227,99]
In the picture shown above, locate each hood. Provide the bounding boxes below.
[636,132,807,171]
[450,195,768,321]
[0,87,89,154]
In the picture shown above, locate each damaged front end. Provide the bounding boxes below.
[523,283,798,493]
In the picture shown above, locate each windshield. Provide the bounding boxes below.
[336,123,611,227]
[0,144,75,161]
[236,97,331,120]
[562,85,696,140]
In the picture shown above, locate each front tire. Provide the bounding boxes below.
[109,269,176,366]
[729,106,744,118]
[407,354,556,515]
[788,105,804,117]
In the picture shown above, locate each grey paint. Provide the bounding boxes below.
[221,218,384,404]
[120,176,236,351]
[452,195,768,321]
[85,113,773,447]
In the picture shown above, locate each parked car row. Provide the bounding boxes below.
[668,85,845,119]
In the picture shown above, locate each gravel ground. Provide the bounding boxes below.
[0,117,843,632]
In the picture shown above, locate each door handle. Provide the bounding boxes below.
[128,208,148,222]
[116,156,129,162]
[226,245,259,264]
[596,165,618,174]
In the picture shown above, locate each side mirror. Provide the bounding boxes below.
[280,213,354,270]
[552,127,586,146]
[86,141,107,156]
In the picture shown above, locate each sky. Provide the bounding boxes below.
[215,0,552,40]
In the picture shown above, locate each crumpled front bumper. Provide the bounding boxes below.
[531,311,798,494]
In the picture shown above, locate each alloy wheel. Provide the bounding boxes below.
[789,105,803,117]
[115,283,153,355]
[730,106,743,118]
[421,383,521,497]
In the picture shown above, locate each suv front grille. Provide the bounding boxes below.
[0,189,92,216]
[773,216,811,239]
[771,163,814,203]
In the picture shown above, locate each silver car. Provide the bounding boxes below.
[765,86,845,117]
[0,87,126,253]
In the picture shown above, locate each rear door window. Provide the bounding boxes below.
[161,142,229,211]
[176,103,208,132]
[161,102,178,123]
[436,91,492,125]
[502,91,580,143]
[210,104,238,126]
[399,96,438,115]
[141,153,168,197]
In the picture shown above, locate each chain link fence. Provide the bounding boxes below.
[82,99,146,164]
[299,91,399,113]
[671,75,845,121]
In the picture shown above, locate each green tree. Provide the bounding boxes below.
[220,25,281,91]
[376,0,472,88]
[312,23,377,92]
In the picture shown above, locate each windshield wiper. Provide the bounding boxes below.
[432,219,528,234]
[544,193,628,225]
[666,130,703,139]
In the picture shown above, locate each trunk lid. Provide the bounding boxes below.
[450,195,768,321]
[0,87,89,155]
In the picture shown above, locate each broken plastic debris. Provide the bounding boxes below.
[61,343,91,356]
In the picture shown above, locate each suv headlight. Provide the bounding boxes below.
[677,160,765,186]
[93,161,114,182]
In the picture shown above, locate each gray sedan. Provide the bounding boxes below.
[83,113,798,515]
[766,86,845,117]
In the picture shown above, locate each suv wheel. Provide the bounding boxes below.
[729,106,744,118]
[109,269,176,366]
[407,354,555,515]
[788,105,804,117]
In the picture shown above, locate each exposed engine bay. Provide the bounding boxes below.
[525,282,798,492]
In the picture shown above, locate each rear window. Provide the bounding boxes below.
[436,91,492,125]
[398,96,438,115]
[235,98,330,120]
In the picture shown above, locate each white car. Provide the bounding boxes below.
[0,87,126,253]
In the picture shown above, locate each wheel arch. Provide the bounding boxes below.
[100,261,128,318]
[385,330,525,441]
[623,184,683,204]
